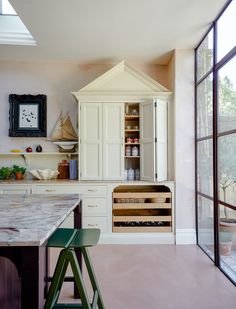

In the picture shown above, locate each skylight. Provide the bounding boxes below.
[0,0,17,15]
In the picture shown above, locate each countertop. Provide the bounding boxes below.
[0,194,80,247]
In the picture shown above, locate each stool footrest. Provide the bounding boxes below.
[54,304,84,308]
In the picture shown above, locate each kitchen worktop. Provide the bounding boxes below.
[0,194,80,246]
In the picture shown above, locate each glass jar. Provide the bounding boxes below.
[132,146,138,156]
[58,160,69,179]
[125,145,131,156]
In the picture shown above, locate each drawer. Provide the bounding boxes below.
[83,198,108,215]
[0,185,32,195]
[35,184,107,196]
[82,216,108,233]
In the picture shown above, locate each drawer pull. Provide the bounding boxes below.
[45,189,56,192]
[87,204,98,207]
[87,189,97,192]
[88,223,98,227]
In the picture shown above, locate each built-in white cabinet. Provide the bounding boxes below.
[0,185,31,194]
[140,99,168,182]
[74,61,171,182]
[80,102,124,180]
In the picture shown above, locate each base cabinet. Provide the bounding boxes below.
[0,181,174,244]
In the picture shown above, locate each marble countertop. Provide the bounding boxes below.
[0,194,80,247]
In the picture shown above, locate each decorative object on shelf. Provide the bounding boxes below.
[133,137,139,143]
[29,169,59,180]
[9,94,47,137]
[36,145,42,152]
[12,165,27,180]
[126,137,133,143]
[125,103,129,115]
[58,160,69,179]
[127,168,134,180]
[10,149,22,153]
[132,109,138,115]
[69,160,78,180]
[26,147,32,152]
[124,169,128,180]
[50,111,78,152]
[0,167,12,180]
[125,145,131,156]
[131,146,139,156]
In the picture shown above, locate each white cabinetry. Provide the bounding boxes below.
[73,61,172,182]
[80,103,124,180]
[0,185,31,194]
[34,183,109,233]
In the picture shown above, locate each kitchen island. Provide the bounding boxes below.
[0,194,81,309]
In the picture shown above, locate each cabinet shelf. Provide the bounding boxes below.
[125,156,140,158]
[125,115,139,119]
[125,143,140,145]
[125,129,139,132]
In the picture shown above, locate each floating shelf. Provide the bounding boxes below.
[125,130,139,132]
[125,143,140,145]
[125,156,140,158]
[125,115,139,119]
[0,152,78,164]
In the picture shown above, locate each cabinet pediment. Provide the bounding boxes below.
[73,61,170,99]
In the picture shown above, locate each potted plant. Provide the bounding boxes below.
[0,167,12,180]
[12,165,27,180]
[219,173,236,231]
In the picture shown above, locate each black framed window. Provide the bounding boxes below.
[195,0,236,285]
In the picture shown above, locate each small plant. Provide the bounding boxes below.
[0,167,12,180]
[12,165,27,175]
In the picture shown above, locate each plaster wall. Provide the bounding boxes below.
[171,50,196,244]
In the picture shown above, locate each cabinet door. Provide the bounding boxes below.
[156,99,168,181]
[103,103,124,180]
[80,103,103,180]
[140,100,155,181]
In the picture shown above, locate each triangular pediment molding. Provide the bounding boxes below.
[73,61,171,101]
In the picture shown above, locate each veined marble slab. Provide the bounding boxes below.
[0,194,80,246]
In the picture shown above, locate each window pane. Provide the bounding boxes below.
[218,134,236,207]
[217,1,236,61]
[219,204,236,283]
[196,29,213,81]
[197,139,213,196]
[198,195,214,259]
[218,56,236,133]
[197,74,213,138]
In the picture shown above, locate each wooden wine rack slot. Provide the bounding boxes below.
[112,190,172,233]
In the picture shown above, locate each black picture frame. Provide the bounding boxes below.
[9,94,47,137]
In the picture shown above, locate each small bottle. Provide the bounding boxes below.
[124,169,128,180]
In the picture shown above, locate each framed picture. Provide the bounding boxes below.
[9,94,47,137]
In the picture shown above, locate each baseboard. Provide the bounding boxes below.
[175,228,196,244]
[99,233,175,245]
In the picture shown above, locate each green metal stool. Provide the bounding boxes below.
[44,228,105,309]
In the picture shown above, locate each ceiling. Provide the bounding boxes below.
[0,0,228,64]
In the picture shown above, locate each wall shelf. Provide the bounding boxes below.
[0,152,78,164]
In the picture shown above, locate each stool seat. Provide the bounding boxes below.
[44,228,105,309]
[47,228,100,249]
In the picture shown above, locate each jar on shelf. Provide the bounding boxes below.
[124,169,128,180]
[58,160,69,179]
[126,137,133,143]
[133,137,139,143]
[128,168,134,180]
[131,146,139,156]
[125,145,131,156]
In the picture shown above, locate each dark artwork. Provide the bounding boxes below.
[9,94,47,137]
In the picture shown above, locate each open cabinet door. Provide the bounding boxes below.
[140,100,155,181]
[156,99,168,181]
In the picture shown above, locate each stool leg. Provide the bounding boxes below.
[68,249,91,309]
[44,249,69,309]
[82,247,106,309]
